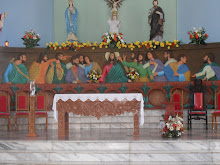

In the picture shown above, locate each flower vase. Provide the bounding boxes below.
[196,41,200,45]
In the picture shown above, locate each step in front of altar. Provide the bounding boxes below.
[0,110,217,131]
[0,139,220,164]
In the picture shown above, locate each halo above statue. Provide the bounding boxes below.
[105,0,125,16]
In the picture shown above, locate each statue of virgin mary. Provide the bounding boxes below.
[65,0,78,41]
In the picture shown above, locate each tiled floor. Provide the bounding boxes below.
[1,128,220,141]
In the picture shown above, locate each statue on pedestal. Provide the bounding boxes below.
[148,0,165,42]
[0,12,8,34]
[65,0,78,41]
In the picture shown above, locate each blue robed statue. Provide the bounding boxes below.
[65,0,78,41]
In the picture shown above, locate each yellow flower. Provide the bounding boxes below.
[168,46,171,49]
[160,42,165,47]
[150,45,153,48]
[154,46,156,49]
[149,41,152,45]
[156,41,160,45]
[105,46,108,48]
[54,47,57,50]
[176,45,179,47]
[46,43,49,46]
[50,42,53,45]
[131,48,134,51]
[92,47,95,50]
[153,40,155,43]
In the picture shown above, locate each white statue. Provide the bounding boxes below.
[0,12,8,34]
[108,15,120,34]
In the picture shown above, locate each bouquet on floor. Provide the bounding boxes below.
[87,70,101,83]
[102,32,124,48]
[126,69,139,81]
[188,27,208,45]
[161,112,184,138]
[22,30,40,48]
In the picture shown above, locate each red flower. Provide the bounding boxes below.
[24,36,26,39]
[36,36,39,39]
[190,35,193,38]
[188,32,191,35]
[205,34,208,37]
[104,39,107,42]
[119,33,123,35]
[195,35,199,39]
[114,38,117,42]
[194,32,197,34]
[163,126,168,133]
[102,35,104,38]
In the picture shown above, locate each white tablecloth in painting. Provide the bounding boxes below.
[52,93,144,126]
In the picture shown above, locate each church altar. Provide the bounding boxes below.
[53,93,144,137]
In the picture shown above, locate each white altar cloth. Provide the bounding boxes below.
[52,93,144,126]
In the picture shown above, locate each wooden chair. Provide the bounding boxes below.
[170,89,184,118]
[0,91,11,130]
[212,90,220,129]
[35,92,48,130]
[15,91,30,131]
[188,79,208,130]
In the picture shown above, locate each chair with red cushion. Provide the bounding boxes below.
[212,90,220,129]
[170,90,184,118]
[35,92,48,130]
[188,79,207,130]
[15,91,30,131]
[0,91,11,130]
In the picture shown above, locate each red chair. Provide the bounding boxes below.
[0,91,11,130]
[188,79,207,130]
[15,91,30,131]
[35,92,48,130]
[170,90,183,118]
[212,90,220,129]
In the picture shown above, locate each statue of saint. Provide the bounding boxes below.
[148,0,165,42]
[108,15,120,34]
[65,0,78,41]
[0,12,8,34]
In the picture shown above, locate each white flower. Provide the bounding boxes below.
[195,30,198,33]
[176,127,180,131]
[118,36,121,39]
[166,123,170,128]
[193,27,196,31]
[107,39,110,43]
[199,27,202,31]
[111,34,114,38]
[33,36,37,40]
[121,39,124,43]
[104,33,108,36]
[198,34,201,37]
[169,126,174,131]
[168,116,172,121]
[37,34,39,37]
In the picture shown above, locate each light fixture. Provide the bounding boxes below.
[5,40,9,47]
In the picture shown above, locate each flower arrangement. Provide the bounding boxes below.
[102,32,124,48]
[22,30,40,48]
[126,69,139,81]
[161,113,184,138]
[188,27,208,45]
[46,40,179,51]
[87,70,101,83]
